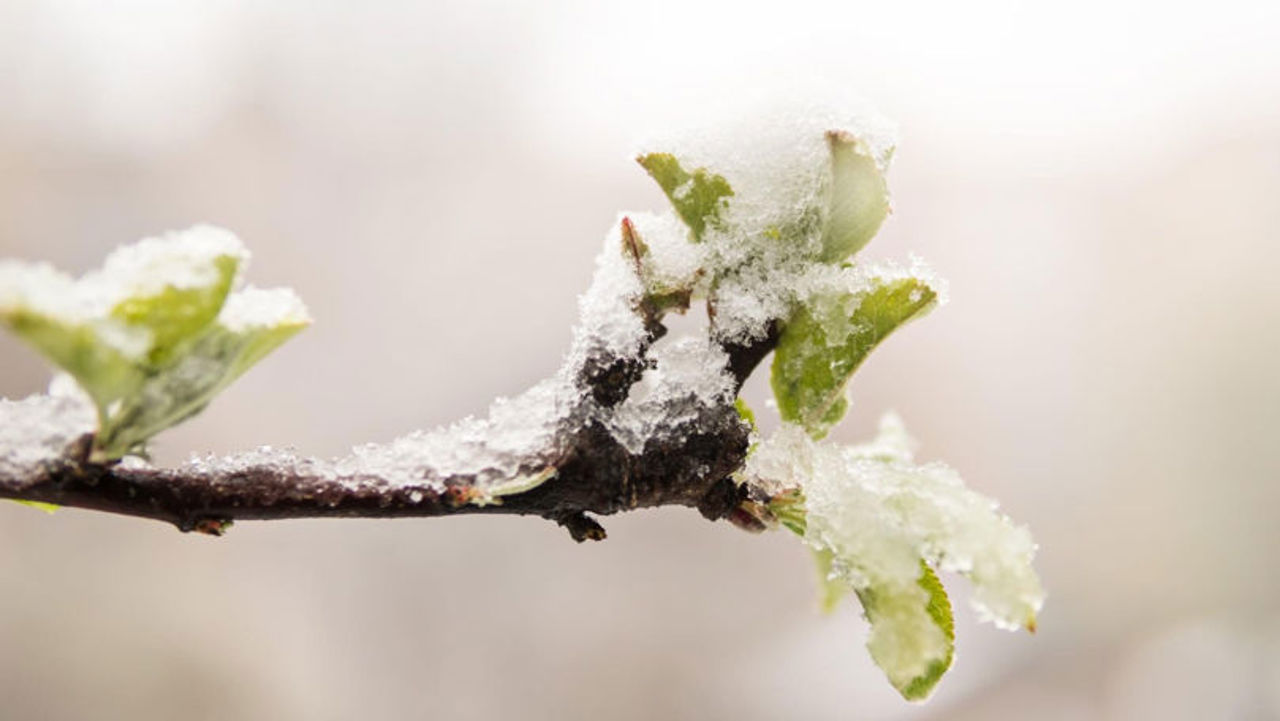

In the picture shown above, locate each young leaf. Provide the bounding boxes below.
[0,307,146,422]
[109,253,239,365]
[820,130,891,263]
[636,153,733,241]
[619,216,695,316]
[95,290,310,458]
[769,485,954,697]
[856,561,955,701]
[0,228,309,459]
[12,500,60,514]
[734,397,757,431]
[813,547,852,614]
[771,277,937,438]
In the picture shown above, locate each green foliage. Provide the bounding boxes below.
[92,319,306,458]
[1,240,308,460]
[812,547,851,613]
[2,309,145,421]
[636,153,733,241]
[856,562,955,701]
[771,489,955,700]
[733,397,757,431]
[13,500,59,514]
[820,130,891,263]
[110,255,239,364]
[771,278,937,439]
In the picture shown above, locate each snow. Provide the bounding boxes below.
[0,392,95,481]
[0,224,249,360]
[569,226,650,363]
[607,337,734,454]
[863,579,951,694]
[0,224,245,325]
[745,414,1045,632]
[218,286,311,331]
[631,101,911,345]
[647,100,896,255]
[333,376,572,492]
[98,224,246,297]
[621,210,709,295]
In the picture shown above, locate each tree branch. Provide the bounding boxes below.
[1,323,780,540]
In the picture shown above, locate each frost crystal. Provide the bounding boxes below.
[570,228,649,363]
[333,377,572,492]
[1,225,311,458]
[96,225,247,299]
[621,211,708,295]
[747,414,1044,631]
[218,286,311,331]
[0,225,247,356]
[0,393,94,480]
[637,101,900,345]
[607,337,733,454]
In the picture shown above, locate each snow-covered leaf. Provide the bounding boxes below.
[856,561,954,701]
[777,489,955,699]
[0,306,146,419]
[812,546,851,613]
[0,227,309,459]
[820,130,892,263]
[109,253,239,365]
[95,294,309,458]
[636,153,733,241]
[771,277,937,438]
[744,416,1043,698]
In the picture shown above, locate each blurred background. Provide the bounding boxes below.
[1,1,1278,719]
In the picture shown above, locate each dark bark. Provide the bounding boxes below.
[1,321,781,541]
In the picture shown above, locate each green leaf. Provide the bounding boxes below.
[1,229,309,459]
[11,500,59,514]
[0,309,146,423]
[771,491,954,698]
[767,488,808,537]
[636,153,733,241]
[109,254,239,365]
[771,277,937,438]
[95,317,308,458]
[619,216,695,316]
[812,547,851,614]
[734,397,757,431]
[820,130,891,263]
[856,561,955,701]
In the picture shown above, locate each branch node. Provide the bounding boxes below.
[554,511,607,543]
[186,518,234,537]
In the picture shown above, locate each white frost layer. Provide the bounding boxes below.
[747,414,1044,631]
[608,337,734,454]
[865,579,950,693]
[0,225,249,359]
[647,100,896,249]
[334,376,573,491]
[0,392,95,479]
[0,225,246,324]
[99,224,246,297]
[622,211,709,295]
[570,228,649,362]
[637,100,901,344]
[219,286,311,331]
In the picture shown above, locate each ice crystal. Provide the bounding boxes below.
[333,377,572,492]
[747,415,1044,631]
[607,337,734,454]
[0,392,94,480]
[637,101,898,344]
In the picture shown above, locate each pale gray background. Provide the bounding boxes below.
[1,1,1279,719]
